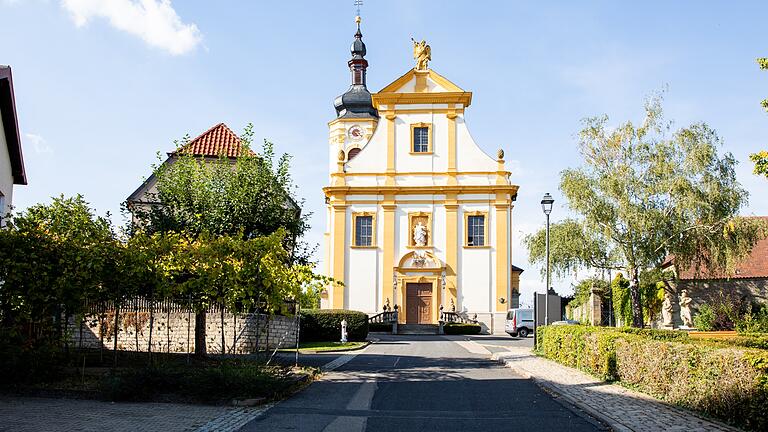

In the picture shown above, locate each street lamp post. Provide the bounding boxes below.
[541,193,554,327]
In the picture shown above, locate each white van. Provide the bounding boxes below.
[505,308,534,338]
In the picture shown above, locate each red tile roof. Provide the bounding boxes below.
[175,123,252,158]
[664,218,768,280]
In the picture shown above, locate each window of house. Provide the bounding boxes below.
[410,123,431,153]
[354,214,374,247]
[467,215,486,246]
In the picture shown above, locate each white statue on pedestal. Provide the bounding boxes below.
[662,291,674,327]
[413,221,428,246]
[679,289,693,328]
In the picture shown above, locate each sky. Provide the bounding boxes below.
[2,0,767,306]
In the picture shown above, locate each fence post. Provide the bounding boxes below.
[186,294,192,365]
[220,304,226,355]
[148,296,155,365]
[113,300,120,369]
[166,300,171,354]
[295,304,301,367]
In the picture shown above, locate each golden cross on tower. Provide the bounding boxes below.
[411,38,431,70]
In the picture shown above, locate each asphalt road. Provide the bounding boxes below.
[241,334,603,432]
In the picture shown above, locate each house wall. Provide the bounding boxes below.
[0,108,14,221]
[674,278,768,309]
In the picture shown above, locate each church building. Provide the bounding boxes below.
[322,18,520,333]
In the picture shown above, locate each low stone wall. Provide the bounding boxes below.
[68,310,297,354]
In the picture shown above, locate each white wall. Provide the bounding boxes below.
[0,108,15,221]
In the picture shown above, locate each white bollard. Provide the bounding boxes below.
[340,319,348,343]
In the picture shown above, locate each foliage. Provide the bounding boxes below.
[693,304,718,331]
[537,325,768,431]
[692,291,746,331]
[753,58,768,177]
[523,219,618,280]
[368,322,392,332]
[130,125,312,263]
[0,195,126,347]
[738,304,768,334]
[299,309,369,342]
[99,360,307,403]
[442,322,482,335]
[638,268,666,324]
[568,277,610,310]
[750,151,768,178]
[558,94,765,327]
[611,273,632,326]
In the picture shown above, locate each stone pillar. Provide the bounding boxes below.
[590,289,602,326]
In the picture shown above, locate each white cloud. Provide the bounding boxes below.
[24,133,53,154]
[61,0,202,55]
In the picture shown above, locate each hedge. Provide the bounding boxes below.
[299,309,369,342]
[443,323,481,335]
[537,326,768,431]
[368,322,392,332]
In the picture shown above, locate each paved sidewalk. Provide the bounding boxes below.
[492,347,740,432]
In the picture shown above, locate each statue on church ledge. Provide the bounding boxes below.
[411,38,431,70]
[413,221,428,246]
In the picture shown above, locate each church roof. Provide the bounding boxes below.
[175,123,252,158]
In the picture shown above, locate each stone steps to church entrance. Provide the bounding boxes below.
[398,324,439,335]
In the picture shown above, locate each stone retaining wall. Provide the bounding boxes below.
[68,310,297,354]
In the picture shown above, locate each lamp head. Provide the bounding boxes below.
[541,193,554,215]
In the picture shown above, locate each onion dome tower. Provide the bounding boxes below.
[333,16,378,119]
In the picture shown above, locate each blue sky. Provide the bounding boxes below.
[2,1,767,305]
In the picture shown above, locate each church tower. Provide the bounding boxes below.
[328,16,379,177]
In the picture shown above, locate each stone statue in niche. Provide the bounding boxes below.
[679,289,693,328]
[413,221,428,246]
[662,290,674,327]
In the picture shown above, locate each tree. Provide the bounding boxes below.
[523,219,620,280]
[558,95,765,327]
[0,195,120,346]
[753,58,768,178]
[130,125,311,262]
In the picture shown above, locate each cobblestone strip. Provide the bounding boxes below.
[195,404,275,432]
[492,348,740,432]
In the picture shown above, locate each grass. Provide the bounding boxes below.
[278,341,368,353]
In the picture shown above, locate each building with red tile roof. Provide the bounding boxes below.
[125,122,252,220]
[662,221,768,310]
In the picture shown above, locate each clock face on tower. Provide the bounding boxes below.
[347,125,364,141]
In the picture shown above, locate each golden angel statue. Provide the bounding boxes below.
[411,38,431,70]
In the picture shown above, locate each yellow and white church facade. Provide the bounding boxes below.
[322,19,520,333]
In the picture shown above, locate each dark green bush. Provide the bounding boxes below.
[368,322,392,332]
[537,325,768,431]
[443,323,481,335]
[299,309,369,342]
[99,361,296,403]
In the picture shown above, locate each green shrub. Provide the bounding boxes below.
[299,309,369,342]
[99,361,297,403]
[737,304,768,334]
[693,303,717,331]
[537,325,768,431]
[368,322,392,332]
[443,323,481,335]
